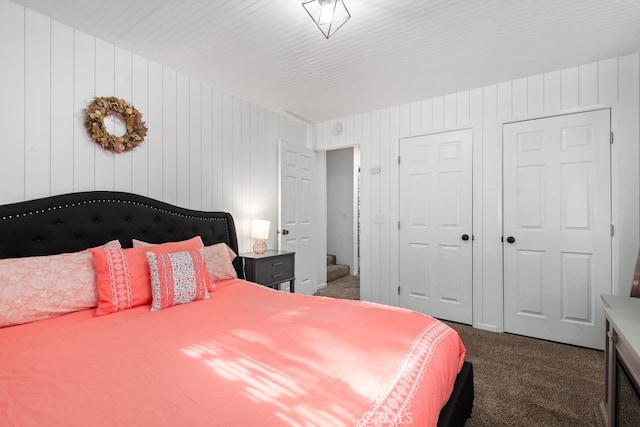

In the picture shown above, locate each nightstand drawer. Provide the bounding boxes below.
[240,250,296,292]
[259,257,294,280]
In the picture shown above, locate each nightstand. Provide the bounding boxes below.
[241,250,295,293]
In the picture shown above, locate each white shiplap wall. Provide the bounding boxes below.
[315,55,640,332]
[0,0,307,256]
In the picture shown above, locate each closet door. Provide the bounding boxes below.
[398,129,473,324]
[503,109,611,350]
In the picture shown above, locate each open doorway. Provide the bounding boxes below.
[317,146,360,300]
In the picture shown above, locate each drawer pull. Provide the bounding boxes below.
[272,261,284,266]
[272,273,284,279]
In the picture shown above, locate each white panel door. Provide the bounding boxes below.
[279,140,314,294]
[399,129,473,324]
[503,109,611,350]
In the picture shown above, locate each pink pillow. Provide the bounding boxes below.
[146,249,210,311]
[134,239,238,291]
[199,243,238,283]
[90,236,203,316]
[0,240,121,328]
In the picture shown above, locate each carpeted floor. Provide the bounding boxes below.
[313,274,360,300]
[446,321,604,426]
[313,276,605,426]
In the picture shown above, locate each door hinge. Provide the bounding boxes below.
[610,132,614,144]
[611,224,614,237]
[398,221,401,230]
[397,286,401,295]
[398,156,401,165]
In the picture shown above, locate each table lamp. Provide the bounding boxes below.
[251,219,270,254]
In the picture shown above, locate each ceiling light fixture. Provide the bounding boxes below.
[302,0,351,39]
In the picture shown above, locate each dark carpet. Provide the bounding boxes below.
[313,276,605,426]
[313,274,360,300]
[446,321,604,427]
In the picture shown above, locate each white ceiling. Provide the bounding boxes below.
[11,0,640,123]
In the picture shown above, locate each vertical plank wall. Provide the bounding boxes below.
[0,1,307,257]
[315,55,640,332]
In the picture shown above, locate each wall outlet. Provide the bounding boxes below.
[375,214,385,224]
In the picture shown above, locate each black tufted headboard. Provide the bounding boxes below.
[0,191,242,277]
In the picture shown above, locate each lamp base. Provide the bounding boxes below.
[253,239,267,255]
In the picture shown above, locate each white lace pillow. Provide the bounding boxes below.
[0,240,121,328]
[199,243,238,282]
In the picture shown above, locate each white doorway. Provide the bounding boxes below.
[398,129,473,324]
[326,147,360,277]
[502,109,611,350]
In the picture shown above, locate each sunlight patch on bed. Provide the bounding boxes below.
[180,341,221,358]
[286,326,398,400]
[180,337,363,426]
[231,328,276,347]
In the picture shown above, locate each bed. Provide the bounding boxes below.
[0,191,473,426]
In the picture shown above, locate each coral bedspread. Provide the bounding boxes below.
[0,279,466,426]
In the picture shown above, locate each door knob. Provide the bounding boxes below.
[281,229,289,235]
[506,236,516,244]
[461,234,470,241]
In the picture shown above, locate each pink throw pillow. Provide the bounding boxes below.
[199,243,238,283]
[133,239,238,291]
[90,236,203,316]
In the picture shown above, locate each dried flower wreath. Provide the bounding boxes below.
[85,96,148,153]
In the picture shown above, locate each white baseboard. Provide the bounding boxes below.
[474,322,499,333]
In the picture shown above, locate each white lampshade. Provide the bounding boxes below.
[251,219,270,254]
[251,219,270,240]
[302,0,351,39]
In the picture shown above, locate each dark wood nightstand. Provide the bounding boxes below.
[241,250,295,293]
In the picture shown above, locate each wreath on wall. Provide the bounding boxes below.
[85,96,148,153]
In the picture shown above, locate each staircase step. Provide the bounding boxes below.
[327,264,350,282]
[327,254,337,266]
